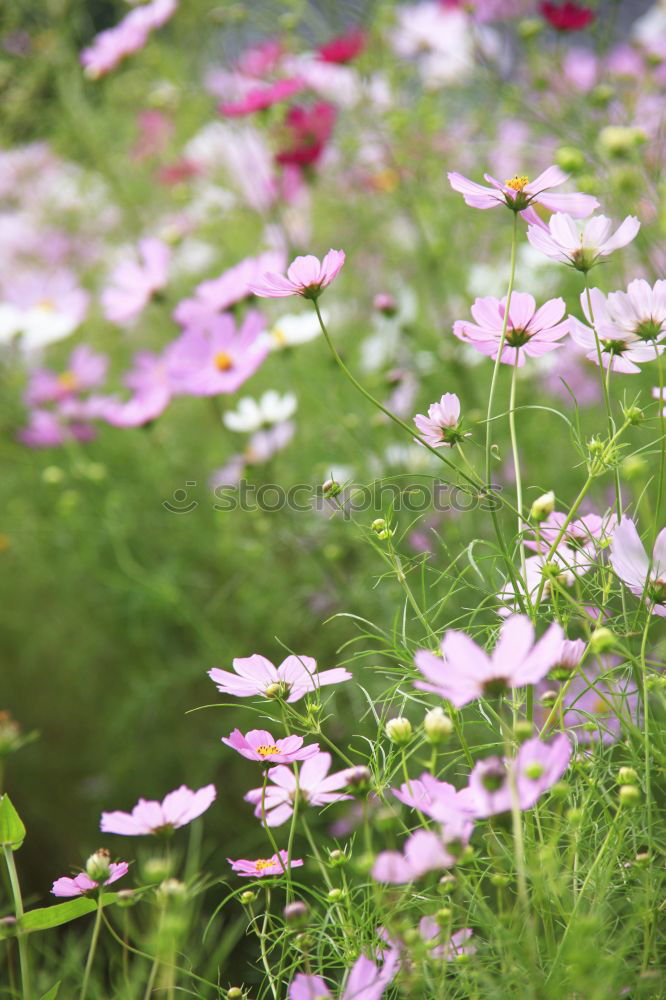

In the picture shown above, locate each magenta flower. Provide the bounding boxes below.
[527,213,640,270]
[223,728,320,764]
[466,734,572,817]
[25,346,108,406]
[18,406,97,449]
[173,252,286,328]
[289,945,399,1000]
[413,393,465,447]
[209,653,351,703]
[372,830,456,884]
[419,921,476,961]
[453,293,569,367]
[569,288,662,373]
[229,850,303,878]
[610,518,666,616]
[52,863,129,897]
[448,165,598,219]
[249,250,345,299]
[245,752,351,826]
[101,238,170,326]
[219,77,304,116]
[80,0,177,78]
[414,615,565,707]
[166,310,268,395]
[100,784,216,835]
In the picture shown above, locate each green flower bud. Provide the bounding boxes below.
[517,17,543,39]
[435,907,452,926]
[227,989,244,999]
[490,872,510,887]
[85,849,111,883]
[327,888,343,903]
[284,901,309,926]
[555,146,586,173]
[328,849,349,867]
[566,807,584,826]
[423,707,453,744]
[530,490,556,523]
[240,890,257,906]
[589,627,617,654]
[617,766,639,785]
[323,478,342,498]
[598,125,647,159]
[141,856,173,884]
[371,517,395,541]
[513,720,533,743]
[619,784,641,807]
[386,716,412,745]
[42,465,65,484]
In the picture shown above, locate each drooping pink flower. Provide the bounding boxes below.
[51,863,129,897]
[229,850,304,878]
[419,921,476,961]
[289,945,399,1000]
[25,346,108,406]
[223,728,320,764]
[541,2,595,31]
[466,734,572,817]
[245,752,351,826]
[453,293,569,367]
[209,653,350,702]
[414,615,564,707]
[527,213,640,270]
[610,518,666,616]
[392,774,475,845]
[318,29,366,64]
[100,784,216,835]
[372,830,456,884]
[413,393,465,447]
[166,310,268,395]
[80,0,178,78]
[569,288,662,373]
[448,165,598,219]
[173,252,285,328]
[219,77,304,117]
[249,250,345,299]
[101,238,171,326]
[275,103,337,168]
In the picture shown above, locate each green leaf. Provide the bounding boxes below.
[0,794,26,850]
[39,984,60,1000]
[19,893,118,935]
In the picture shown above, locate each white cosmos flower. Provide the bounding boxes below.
[0,302,81,351]
[223,390,297,433]
[259,311,323,352]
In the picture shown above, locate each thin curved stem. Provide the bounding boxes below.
[80,896,104,1000]
[3,846,30,1000]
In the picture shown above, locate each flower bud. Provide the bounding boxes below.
[371,517,394,541]
[530,491,555,523]
[0,713,22,757]
[323,478,342,498]
[141,856,173,884]
[598,125,646,159]
[620,455,648,481]
[590,84,614,108]
[513,720,533,744]
[566,807,584,826]
[617,766,639,785]
[435,907,452,926]
[156,878,187,903]
[373,292,398,316]
[227,989,244,999]
[328,849,349,867]
[517,17,543,39]
[555,146,586,174]
[327,888,343,903]
[386,716,412,745]
[42,465,65,485]
[622,403,644,426]
[539,689,558,706]
[619,784,641,807]
[284,901,309,926]
[589,626,617,654]
[490,872,510,887]
[423,707,453,744]
[85,849,111,883]
[240,890,257,905]
[550,781,570,799]
[437,874,456,892]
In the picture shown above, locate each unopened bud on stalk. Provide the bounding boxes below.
[438,874,456,892]
[423,707,453,744]
[323,478,342,498]
[530,491,555,523]
[619,784,641,807]
[240,890,257,906]
[371,517,394,541]
[344,765,371,790]
[566,807,584,826]
[589,626,617,654]
[435,907,452,926]
[551,781,570,799]
[157,878,187,903]
[227,989,244,999]
[86,849,111,883]
[328,849,348,867]
[556,146,586,173]
[386,716,412,745]
[598,125,646,158]
[141,856,173,884]
[490,873,510,887]
[373,292,398,316]
[327,888,344,903]
[513,720,533,743]
[590,84,614,107]
[621,403,644,425]
[117,889,137,907]
[617,766,639,785]
[539,689,558,706]
[284,901,309,926]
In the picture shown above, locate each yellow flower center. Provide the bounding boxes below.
[254,858,274,870]
[58,371,79,391]
[37,298,55,311]
[271,327,288,347]
[256,744,280,757]
[505,175,529,192]
[214,351,234,371]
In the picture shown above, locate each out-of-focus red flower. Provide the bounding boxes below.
[275,102,337,168]
[540,2,595,31]
[157,159,200,185]
[132,109,173,161]
[317,28,366,64]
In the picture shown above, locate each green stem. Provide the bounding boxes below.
[509,361,528,597]
[3,846,30,1000]
[80,895,104,1000]
[485,213,518,486]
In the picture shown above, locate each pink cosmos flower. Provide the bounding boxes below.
[569,288,662,373]
[249,250,345,299]
[372,830,456,884]
[448,165,598,219]
[466,734,572,817]
[100,351,172,427]
[245,752,351,826]
[25,346,108,406]
[498,548,581,614]
[537,663,639,745]
[392,774,475,845]
[100,784,216,835]
[101,238,170,326]
[173,252,285,328]
[223,728,320,764]
[413,393,464,447]
[219,77,304,116]
[419,921,476,961]
[605,279,666,344]
[209,653,351,702]
[289,944,399,1000]
[229,851,304,878]
[318,29,366,64]
[610,518,666,616]
[52,863,129,897]
[80,0,177,78]
[654,386,666,417]
[167,310,268,396]
[18,406,97,448]
[525,510,616,562]
[275,103,337,169]
[453,293,569,367]
[527,213,640,270]
[414,615,564,707]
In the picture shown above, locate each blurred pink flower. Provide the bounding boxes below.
[219,77,304,116]
[100,784,216,835]
[392,774,475,844]
[448,165,598,218]
[372,830,457,883]
[223,728,320,764]
[167,310,268,395]
[18,407,96,448]
[453,293,569,367]
[101,238,170,326]
[419,921,476,960]
[209,653,350,702]
[413,392,463,447]
[415,615,564,707]
[249,250,345,299]
[610,518,666,616]
[173,252,285,327]
[289,944,399,999]
[318,29,366,64]
[229,851,303,877]
[81,0,177,78]
[527,213,640,270]
[275,103,337,168]
[245,752,351,826]
[536,663,639,745]
[51,863,129,897]
[25,346,108,406]
[466,734,571,816]
[100,351,172,428]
